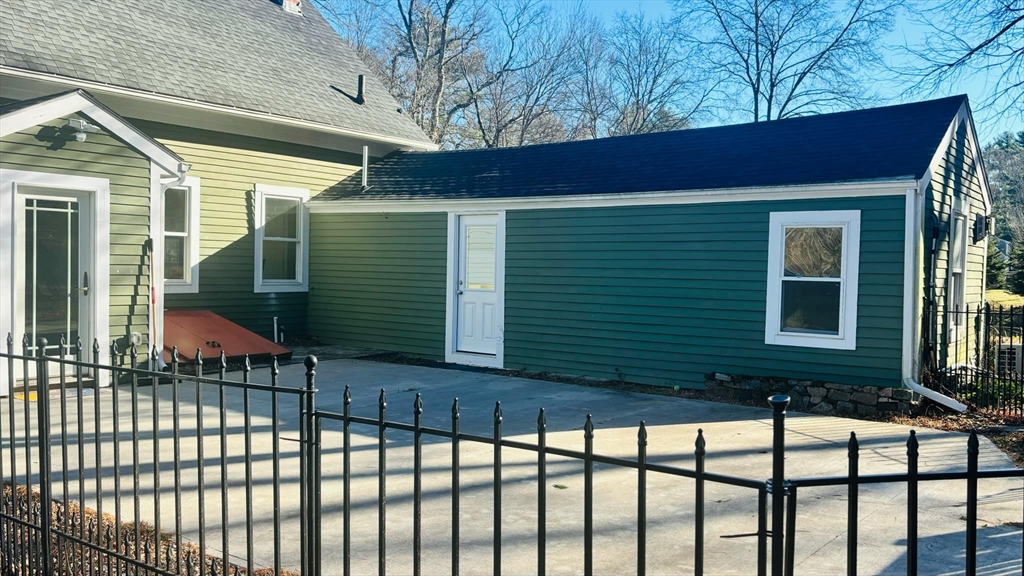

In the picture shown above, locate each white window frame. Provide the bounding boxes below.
[163,176,201,294]
[947,197,968,332]
[254,184,310,293]
[765,210,861,350]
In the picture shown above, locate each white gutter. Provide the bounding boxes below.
[1,67,438,151]
[903,378,967,412]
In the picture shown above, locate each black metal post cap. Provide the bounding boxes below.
[768,394,790,412]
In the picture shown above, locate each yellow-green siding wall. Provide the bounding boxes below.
[134,121,360,339]
[927,119,988,365]
[0,113,152,349]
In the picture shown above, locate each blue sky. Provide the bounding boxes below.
[582,0,1024,143]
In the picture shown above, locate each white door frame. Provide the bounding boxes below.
[1,169,110,395]
[445,211,505,368]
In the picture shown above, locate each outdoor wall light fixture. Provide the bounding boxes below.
[64,118,99,142]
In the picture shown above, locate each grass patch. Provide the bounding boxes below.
[987,289,1024,308]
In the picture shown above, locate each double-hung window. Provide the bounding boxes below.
[163,176,200,294]
[765,210,861,350]
[254,184,309,293]
[948,198,968,328]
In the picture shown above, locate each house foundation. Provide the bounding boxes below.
[703,372,917,415]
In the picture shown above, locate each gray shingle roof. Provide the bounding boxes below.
[313,96,968,202]
[1,0,432,146]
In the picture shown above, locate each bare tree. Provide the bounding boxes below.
[904,1,1024,117]
[607,10,711,135]
[676,0,900,122]
[563,7,615,140]
[459,0,578,147]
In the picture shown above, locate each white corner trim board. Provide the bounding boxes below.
[306,179,916,214]
[764,210,861,351]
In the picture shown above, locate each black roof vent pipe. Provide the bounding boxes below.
[356,75,365,105]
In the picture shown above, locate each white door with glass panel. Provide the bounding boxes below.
[456,215,498,355]
[14,188,92,379]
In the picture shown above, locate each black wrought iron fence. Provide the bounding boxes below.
[1,334,310,575]
[930,305,1024,417]
[2,332,1023,576]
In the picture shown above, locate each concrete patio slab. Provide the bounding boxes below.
[2,358,1021,575]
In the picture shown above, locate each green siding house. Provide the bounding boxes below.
[307,97,992,410]
[0,0,433,395]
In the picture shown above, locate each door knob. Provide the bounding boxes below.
[457,290,464,295]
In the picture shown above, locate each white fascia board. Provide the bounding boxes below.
[926,101,993,214]
[307,179,916,214]
[0,90,86,137]
[78,103,183,178]
[0,88,187,178]
[1,66,438,152]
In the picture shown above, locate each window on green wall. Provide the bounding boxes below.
[254,184,309,293]
[949,197,968,330]
[765,210,861,350]
[163,176,200,294]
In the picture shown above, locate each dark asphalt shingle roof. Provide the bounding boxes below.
[1,0,432,146]
[313,96,967,202]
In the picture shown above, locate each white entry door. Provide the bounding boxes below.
[14,188,92,381]
[455,214,498,355]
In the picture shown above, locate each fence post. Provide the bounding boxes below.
[848,432,859,576]
[768,394,790,576]
[302,354,319,576]
[695,429,706,576]
[35,338,54,575]
[966,431,979,576]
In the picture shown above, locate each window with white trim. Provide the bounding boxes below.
[765,210,861,350]
[949,198,968,326]
[163,176,200,294]
[254,184,309,293]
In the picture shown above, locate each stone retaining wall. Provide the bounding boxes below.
[703,372,916,415]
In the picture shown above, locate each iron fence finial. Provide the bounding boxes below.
[638,421,647,444]
[243,354,251,373]
[768,394,790,413]
[849,431,859,453]
[537,407,546,429]
[271,356,279,376]
[5,332,11,347]
[584,414,594,437]
[494,401,502,423]
[22,332,29,349]
[130,342,138,360]
[76,336,83,352]
[344,385,352,406]
[414,392,423,415]
[379,388,387,409]
[967,430,979,454]
[696,428,706,455]
[451,397,459,419]
[194,348,203,366]
[151,346,159,362]
[93,338,100,354]
[907,430,919,455]
[220,350,227,369]
[60,334,67,348]
[37,336,48,356]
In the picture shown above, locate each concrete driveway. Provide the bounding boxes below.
[3,358,1022,575]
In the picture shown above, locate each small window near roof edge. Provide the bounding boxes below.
[765,210,861,350]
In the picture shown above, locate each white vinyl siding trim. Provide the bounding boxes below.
[163,176,200,294]
[254,183,309,293]
[765,210,861,350]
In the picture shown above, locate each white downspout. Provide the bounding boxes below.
[902,179,967,412]
[149,162,191,370]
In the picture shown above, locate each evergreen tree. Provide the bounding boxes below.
[1008,243,1024,295]
[987,240,1008,289]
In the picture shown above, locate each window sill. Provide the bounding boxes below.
[165,281,199,295]
[765,332,856,351]
[255,281,308,294]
